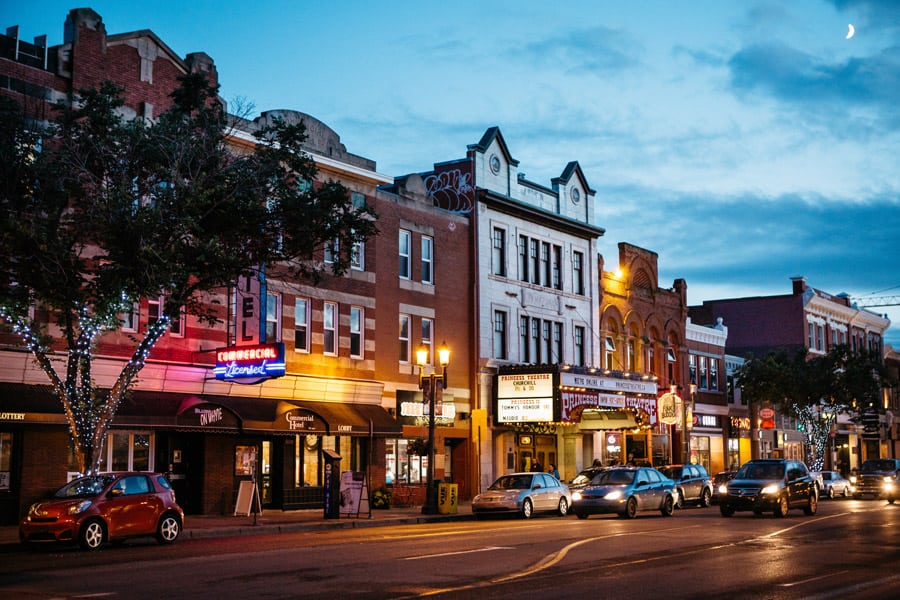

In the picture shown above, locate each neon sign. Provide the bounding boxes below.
[214,342,286,380]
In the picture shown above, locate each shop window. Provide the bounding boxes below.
[100,432,153,472]
[0,432,11,490]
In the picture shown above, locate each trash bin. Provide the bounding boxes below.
[437,482,458,514]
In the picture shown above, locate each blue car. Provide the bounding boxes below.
[571,467,677,519]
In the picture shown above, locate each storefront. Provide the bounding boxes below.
[493,366,660,482]
[0,383,401,522]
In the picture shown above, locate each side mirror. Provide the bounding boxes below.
[532,484,542,490]
[109,488,125,498]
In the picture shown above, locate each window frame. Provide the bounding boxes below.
[294,298,310,353]
[323,301,337,356]
[349,306,363,359]
[399,229,411,280]
[421,235,434,284]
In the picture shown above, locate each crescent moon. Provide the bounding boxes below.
[846,23,855,39]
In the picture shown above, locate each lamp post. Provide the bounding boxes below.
[416,342,450,515]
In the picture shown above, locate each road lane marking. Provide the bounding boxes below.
[778,570,849,588]
[404,546,514,560]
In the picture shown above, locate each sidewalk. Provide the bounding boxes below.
[1,502,474,549]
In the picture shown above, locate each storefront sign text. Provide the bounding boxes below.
[214,342,286,380]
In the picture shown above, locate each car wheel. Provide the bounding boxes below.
[620,497,638,519]
[660,494,675,517]
[842,487,849,498]
[156,513,181,544]
[675,489,684,509]
[720,505,734,517]
[521,498,534,519]
[827,487,835,499]
[699,488,711,508]
[804,492,818,515]
[78,518,105,551]
[557,497,569,517]
[775,495,789,518]
[889,497,896,505]
[575,511,588,520]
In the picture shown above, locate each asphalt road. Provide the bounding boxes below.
[1,498,898,599]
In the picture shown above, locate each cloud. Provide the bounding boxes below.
[517,26,644,75]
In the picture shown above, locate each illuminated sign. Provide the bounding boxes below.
[214,342,286,380]
[496,373,555,423]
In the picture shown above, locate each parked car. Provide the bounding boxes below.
[19,472,184,550]
[472,472,572,519]
[719,459,818,518]
[571,466,676,519]
[810,471,824,494]
[711,471,737,505]
[658,464,714,508]
[816,470,853,499]
[851,458,900,502]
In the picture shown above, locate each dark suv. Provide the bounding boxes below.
[852,458,900,502]
[719,459,818,518]
[658,464,714,508]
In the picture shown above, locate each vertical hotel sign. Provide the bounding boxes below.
[214,342,286,381]
[496,372,556,423]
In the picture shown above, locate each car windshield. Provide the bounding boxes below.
[593,470,635,485]
[570,469,602,486]
[53,475,116,499]
[489,475,533,490]
[861,460,897,473]
[737,463,784,480]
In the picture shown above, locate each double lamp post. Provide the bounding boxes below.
[416,342,450,515]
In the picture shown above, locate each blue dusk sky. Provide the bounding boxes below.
[4,1,900,346]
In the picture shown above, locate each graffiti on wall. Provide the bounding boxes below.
[424,169,475,214]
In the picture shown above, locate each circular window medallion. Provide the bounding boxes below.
[570,187,581,204]
[489,154,501,175]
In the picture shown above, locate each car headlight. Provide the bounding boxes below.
[883,476,893,484]
[605,490,623,500]
[572,491,582,501]
[68,500,92,515]
[884,481,895,490]
[760,484,779,495]
[717,484,728,494]
[850,475,858,484]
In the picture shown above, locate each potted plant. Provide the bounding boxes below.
[371,486,392,509]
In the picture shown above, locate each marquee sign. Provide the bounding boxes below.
[214,342,286,381]
[496,373,555,423]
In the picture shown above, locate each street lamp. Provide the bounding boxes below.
[416,341,450,515]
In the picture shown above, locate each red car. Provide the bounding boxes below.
[19,472,184,550]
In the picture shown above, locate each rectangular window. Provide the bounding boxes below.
[148,296,162,328]
[700,356,708,389]
[324,238,338,264]
[817,325,824,351]
[265,292,281,342]
[421,318,433,362]
[542,320,552,363]
[709,358,718,390]
[541,242,550,287]
[573,251,584,295]
[350,306,363,359]
[120,301,140,332]
[519,316,530,362]
[169,310,185,337]
[518,234,529,282]
[531,318,541,363]
[492,228,507,277]
[689,354,697,385]
[351,238,364,271]
[399,314,410,363]
[552,245,562,290]
[323,302,337,355]
[605,336,616,370]
[627,339,636,371]
[530,239,540,284]
[553,322,563,364]
[294,298,310,352]
[574,326,586,367]
[100,432,153,472]
[493,311,508,360]
[808,323,815,349]
[421,235,433,284]
[399,229,411,280]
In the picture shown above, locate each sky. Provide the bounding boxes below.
[4,0,900,346]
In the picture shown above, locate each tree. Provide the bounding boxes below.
[0,75,377,474]
[736,345,886,470]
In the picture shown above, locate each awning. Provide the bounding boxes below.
[0,383,67,425]
[1,384,401,436]
[577,409,642,431]
[250,400,402,436]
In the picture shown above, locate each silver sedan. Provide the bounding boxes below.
[473,472,572,519]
